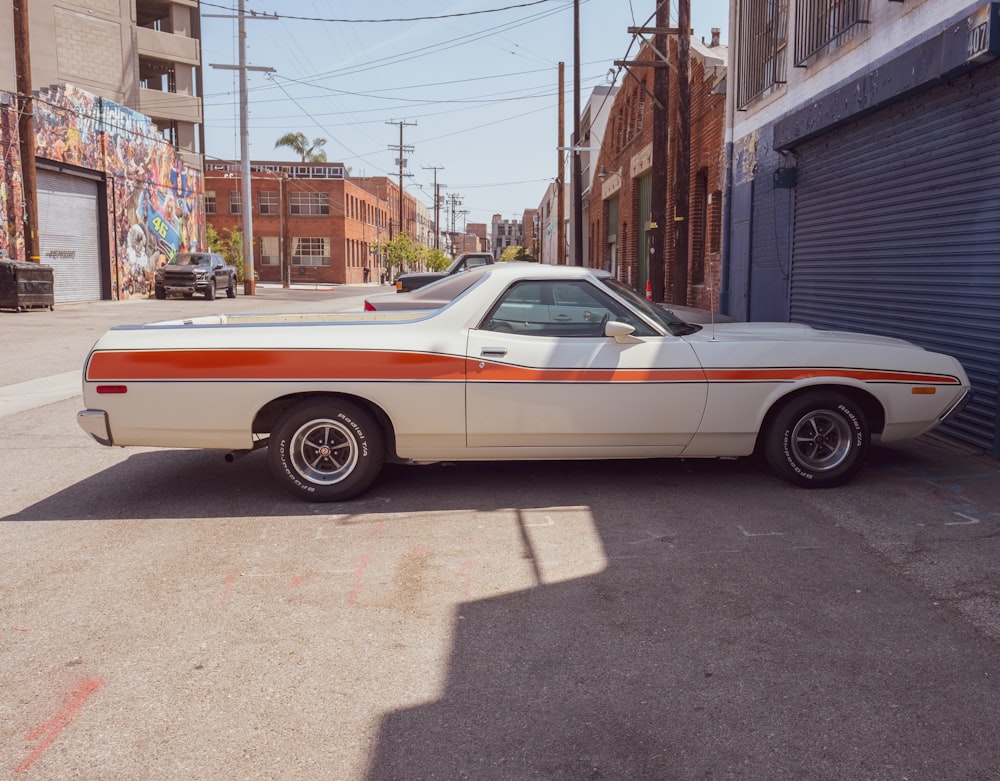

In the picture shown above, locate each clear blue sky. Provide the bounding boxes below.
[201,0,730,226]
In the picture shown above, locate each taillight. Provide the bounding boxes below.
[364,300,376,311]
[96,385,128,394]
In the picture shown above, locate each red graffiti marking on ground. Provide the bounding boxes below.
[290,575,307,589]
[456,560,473,598]
[217,572,236,606]
[15,678,104,774]
[347,553,372,606]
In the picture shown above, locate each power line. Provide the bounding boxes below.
[199,0,570,24]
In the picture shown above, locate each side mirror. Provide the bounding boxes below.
[605,320,642,343]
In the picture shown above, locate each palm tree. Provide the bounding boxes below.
[274,132,328,162]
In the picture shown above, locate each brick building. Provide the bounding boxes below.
[589,33,726,309]
[0,0,206,301]
[205,163,426,285]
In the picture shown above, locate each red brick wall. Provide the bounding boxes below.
[590,41,726,310]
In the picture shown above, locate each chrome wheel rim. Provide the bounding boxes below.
[790,410,852,471]
[290,418,358,485]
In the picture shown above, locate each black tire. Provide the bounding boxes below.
[205,279,216,300]
[763,391,869,487]
[226,275,237,298]
[268,400,385,501]
[154,286,166,300]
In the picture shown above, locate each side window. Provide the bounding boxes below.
[482,280,654,337]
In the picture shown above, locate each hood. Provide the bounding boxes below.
[686,321,923,350]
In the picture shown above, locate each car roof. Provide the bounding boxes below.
[468,262,610,282]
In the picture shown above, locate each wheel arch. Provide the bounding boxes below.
[754,383,886,454]
[252,392,398,458]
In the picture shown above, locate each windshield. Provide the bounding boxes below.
[171,254,210,267]
[601,278,701,336]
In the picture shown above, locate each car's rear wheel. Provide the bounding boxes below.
[205,279,216,300]
[268,400,385,501]
[764,391,869,487]
[226,275,237,298]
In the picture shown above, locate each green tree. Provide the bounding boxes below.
[383,233,422,277]
[499,245,536,262]
[207,225,245,280]
[274,132,328,163]
[425,247,450,271]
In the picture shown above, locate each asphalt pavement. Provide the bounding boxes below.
[1,288,998,780]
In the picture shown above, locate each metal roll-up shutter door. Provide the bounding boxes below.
[36,169,102,303]
[791,62,1000,453]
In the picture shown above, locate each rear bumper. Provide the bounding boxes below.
[939,388,973,425]
[77,409,113,446]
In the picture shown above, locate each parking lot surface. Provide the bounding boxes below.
[1,289,998,779]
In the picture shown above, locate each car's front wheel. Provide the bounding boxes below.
[204,279,216,300]
[763,391,869,487]
[268,400,385,501]
[154,285,166,300]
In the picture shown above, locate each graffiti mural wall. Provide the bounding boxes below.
[1,84,203,298]
[0,98,26,261]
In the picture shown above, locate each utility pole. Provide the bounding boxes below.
[387,120,416,236]
[557,62,566,266]
[673,0,691,305]
[447,193,464,235]
[12,0,40,262]
[650,1,669,303]
[572,0,583,266]
[207,3,275,294]
[618,3,679,301]
[422,165,445,250]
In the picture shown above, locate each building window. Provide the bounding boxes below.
[291,237,330,266]
[204,191,216,215]
[259,191,279,216]
[229,190,242,216]
[260,235,279,265]
[289,191,330,216]
[736,0,788,109]
[795,0,870,66]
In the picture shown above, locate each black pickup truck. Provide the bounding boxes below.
[395,252,495,293]
[154,252,237,300]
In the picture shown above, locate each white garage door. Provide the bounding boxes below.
[36,169,103,303]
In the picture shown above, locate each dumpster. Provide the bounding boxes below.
[0,259,55,311]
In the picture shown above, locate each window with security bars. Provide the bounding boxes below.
[291,237,330,266]
[204,191,216,215]
[228,190,241,216]
[259,191,279,216]
[736,0,788,110]
[289,191,329,216]
[794,0,870,66]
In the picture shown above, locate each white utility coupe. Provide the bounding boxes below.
[78,263,971,501]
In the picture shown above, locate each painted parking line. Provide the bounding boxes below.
[0,371,81,418]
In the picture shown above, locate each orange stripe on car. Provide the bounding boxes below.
[86,349,962,386]
[86,349,468,381]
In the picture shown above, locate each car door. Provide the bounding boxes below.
[465,279,708,453]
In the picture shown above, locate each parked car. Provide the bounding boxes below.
[366,267,494,312]
[154,252,237,301]
[79,263,970,502]
[394,252,495,293]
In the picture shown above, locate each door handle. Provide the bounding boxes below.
[481,347,507,357]
[553,314,571,321]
